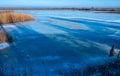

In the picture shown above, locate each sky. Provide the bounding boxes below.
[0,0,120,8]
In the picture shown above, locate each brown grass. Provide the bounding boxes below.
[0,29,7,43]
[0,11,34,24]
[0,11,34,44]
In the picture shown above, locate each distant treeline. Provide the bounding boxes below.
[0,8,120,11]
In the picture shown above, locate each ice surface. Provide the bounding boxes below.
[0,10,120,75]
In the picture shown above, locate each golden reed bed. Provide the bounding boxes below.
[0,11,34,24]
[0,11,34,44]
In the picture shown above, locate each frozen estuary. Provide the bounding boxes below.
[0,10,120,75]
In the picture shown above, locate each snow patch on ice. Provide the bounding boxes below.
[46,18,91,31]
[49,16,120,23]
[0,43,9,50]
[3,24,20,31]
[28,22,67,34]
[110,20,120,23]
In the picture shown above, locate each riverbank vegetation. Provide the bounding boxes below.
[0,11,34,24]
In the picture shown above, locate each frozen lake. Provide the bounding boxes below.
[0,10,120,75]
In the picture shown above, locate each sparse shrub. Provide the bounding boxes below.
[109,45,115,57]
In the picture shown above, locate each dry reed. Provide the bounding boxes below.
[0,29,7,43]
[0,11,34,24]
[0,11,34,44]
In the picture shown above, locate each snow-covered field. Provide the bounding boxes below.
[0,10,120,75]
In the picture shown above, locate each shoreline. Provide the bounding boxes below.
[94,11,120,14]
[0,8,120,14]
[0,8,120,11]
